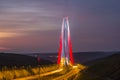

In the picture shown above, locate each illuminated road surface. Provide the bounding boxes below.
[14,68,63,80]
[14,64,85,80]
[53,65,82,80]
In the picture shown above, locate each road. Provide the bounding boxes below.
[14,68,63,80]
[53,65,82,80]
[14,64,85,80]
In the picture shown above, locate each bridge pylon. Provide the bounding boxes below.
[57,17,74,67]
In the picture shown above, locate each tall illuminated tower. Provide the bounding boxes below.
[57,17,74,66]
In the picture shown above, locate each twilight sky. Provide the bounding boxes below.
[0,0,120,53]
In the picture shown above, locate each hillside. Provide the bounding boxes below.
[28,52,115,64]
[76,53,120,80]
[0,53,53,69]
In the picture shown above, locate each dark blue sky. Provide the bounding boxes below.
[0,0,120,53]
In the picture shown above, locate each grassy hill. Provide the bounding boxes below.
[28,52,115,64]
[76,52,120,80]
[0,53,53,69]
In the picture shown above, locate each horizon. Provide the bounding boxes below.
[0,51,119,54]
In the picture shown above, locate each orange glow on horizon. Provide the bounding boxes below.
[0,32,18,38]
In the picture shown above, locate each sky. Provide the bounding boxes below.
[0,0,120,53]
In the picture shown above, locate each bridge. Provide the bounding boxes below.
[15,17,85,80]
[0,17,86,80]
[57,17,74,67]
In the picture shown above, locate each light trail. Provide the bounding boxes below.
[53,66,80,80]
[73,65,78,69]
[53,64,86,80]
[58,17,74,65]
[14,68,63,80]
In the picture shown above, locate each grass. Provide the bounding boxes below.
[0,64,58,80]
[75,53,120,80]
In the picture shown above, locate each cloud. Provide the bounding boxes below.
[0,32,22,38]
[0,0,61,35]
[0,0,120,52]
[0,47,10,50]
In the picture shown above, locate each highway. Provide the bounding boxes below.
[14,64,85,80]
[14,68,63,80]
[53,65,84,80]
